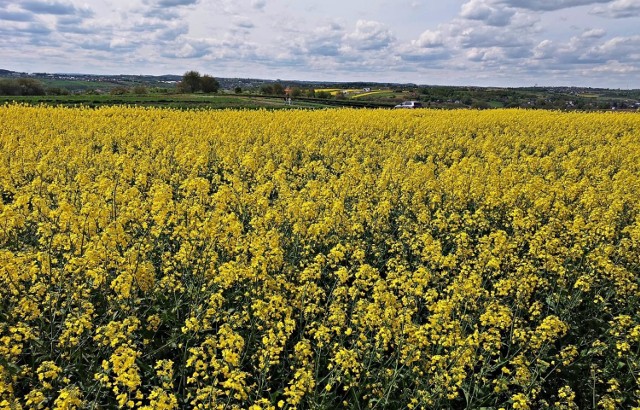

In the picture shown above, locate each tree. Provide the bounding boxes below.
[46,87,69,96]
[0,78,46,96]
[15,78,45,96]
[132,85,148,95]
[200,75,219,93]
[0,79,21,96]
[234,86,242,94]
[272,83,285,95]
[181,70,201,93]
[110,86,129,95]
[471,101,490,109]
[175,82,188,93]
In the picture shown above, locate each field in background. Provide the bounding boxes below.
[3,69,640,110]
[0,94,396,110]
[1,105,639,409]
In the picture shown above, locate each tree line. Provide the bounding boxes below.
[0,78,54,96]
[177,71,220,93]
[0,71,223,96]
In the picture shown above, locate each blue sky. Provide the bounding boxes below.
[1,0,639,87]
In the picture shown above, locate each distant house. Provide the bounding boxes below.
[363,87,371,92]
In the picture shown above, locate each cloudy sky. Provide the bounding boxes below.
[1,0,639,87]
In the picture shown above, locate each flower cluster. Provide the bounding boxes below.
[0,104,639,408]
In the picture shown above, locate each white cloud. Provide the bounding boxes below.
[586,35,640,61]
[20,0,88,15]
[582,28,606,38]
[109,37,138,51]
[152,0,198,7]
[461,0,515,26]
[141,0,198,20]
[232,16,254,29]
[466,47,503,61]
[0,8,34,21]
[413,29,444,48]
[152,21,189,40]
[251,0,266,10]
[591,0,640,18]
[497,0,612,11]
[344,20,395,51]
[589,60,639,73]
[302,23,345,56]
[533,39,555,58]
[143,7,180,19]
[398,46,450,63]
[522,31,640,75]
[398,29,450,63]
[162,39,211,58]
[456,24,532,49]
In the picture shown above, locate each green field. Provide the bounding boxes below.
[0,94,339,110]
[0,92,400,110]
[351,90,396,99]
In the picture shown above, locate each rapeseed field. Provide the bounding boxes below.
[0,105,639,409]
